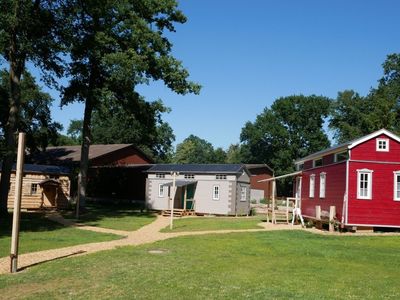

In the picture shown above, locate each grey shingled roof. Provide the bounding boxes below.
[294,142,349,163]
[245,163,274,173]
[36,144,131,162]
[146,164,246,174]
[29,144,152,165]
[6,163,71,175]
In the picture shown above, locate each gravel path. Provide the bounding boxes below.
[1,214,398,274]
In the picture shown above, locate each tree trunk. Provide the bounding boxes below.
[0,5,23,215]
[0,66,22,215]
[78,96,94,210]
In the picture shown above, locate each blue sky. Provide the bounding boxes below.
[47,0,400,149]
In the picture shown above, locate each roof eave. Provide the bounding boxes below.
[348,128,400,149]
[294,144,349,165]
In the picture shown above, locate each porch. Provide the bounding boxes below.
[161,180,197,217]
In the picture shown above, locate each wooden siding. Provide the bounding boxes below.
[350,134,400,162]
[5,173,70,209]
[347,161,400,226]
[90,146,153,166]
[304,160,313,170]
[249,174,272,199]
[300,162,346,220]
[322,153,335,165]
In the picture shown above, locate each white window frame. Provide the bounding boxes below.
[309,174,315,198]
[240,187,247,202]
[394,171,400,201]
[376,138,389,152]
[30,183,38,195]
[313,158,322,168]
[212,185,220,200]
[334,151,348,162]
[158,184,165,198]
[319,172,326,198]
[357,169,373,200]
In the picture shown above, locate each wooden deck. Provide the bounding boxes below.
[161,209,196,217]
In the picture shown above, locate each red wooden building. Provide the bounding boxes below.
[30,144,153,201]
[294,129,400,229]
[246,164,274,201]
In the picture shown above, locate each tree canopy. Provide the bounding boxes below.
[60,0,201,205]
[90,98,175,162]
[173,135,216,164]
[0,0,65,213]
[241,95,331,175]
[0,70,61,153]
[330,54,400,143]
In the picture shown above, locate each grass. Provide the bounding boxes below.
[0,212,121,258]
[2,230,399,299]
[161,215,266,232]
[62,203,157,231]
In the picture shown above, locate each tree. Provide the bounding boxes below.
[0,70,61,153]
[329,90,370,143]
[213,147,227,163]
[174,135,215,164]
[378,53,400,132]
[91,98,175,162]
[0,1,65,214]
[225,144,246,163]
[240,95,331,194]
[330,54,400,143]
[61,1,201,206]
[67,119,83,144]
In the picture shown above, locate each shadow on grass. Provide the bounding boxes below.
[18,250,86,272]
[62,202,155,226]
[0,212,65,238]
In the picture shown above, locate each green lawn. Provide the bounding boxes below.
[62,203,157,231]
[0,212,121,258]
[161,215,266,232]
[2,230,399,299]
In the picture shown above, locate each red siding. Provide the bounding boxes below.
[351,134,400,162]
[347,161,400,226]
[250,174,273,199]
[304,160,313,170]
[91,146,153,166]
[323,154,334,165]
[300,162,346,220]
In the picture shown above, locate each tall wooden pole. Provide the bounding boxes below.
[272,180,276,224]
[76,173,81,219]
[170,172,178,230]
[10,132,25,273]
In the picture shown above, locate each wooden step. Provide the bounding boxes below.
[162,209,184,217]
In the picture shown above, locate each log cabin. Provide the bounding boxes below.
[1,164,71,210]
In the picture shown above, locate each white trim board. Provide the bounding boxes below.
[348,129,400,149]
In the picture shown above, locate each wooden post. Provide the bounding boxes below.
[170,172,178,230]
[315,205,321,220]
[183,186,187,211]
[272,180,276,224]
[286,196,289,224]
[10,133,25,273]
[76,173,82,219]
[329,206,336,232]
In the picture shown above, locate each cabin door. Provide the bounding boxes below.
[181,184,195,210]
[42,186,57,207]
